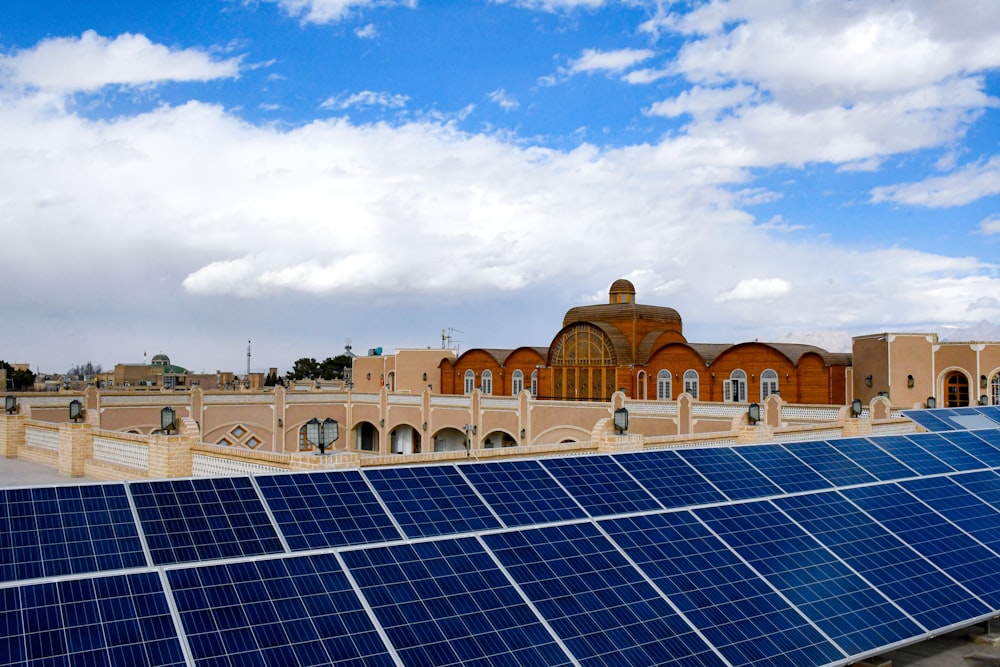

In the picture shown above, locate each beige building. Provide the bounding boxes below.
[853,332,1000,408]
[351,348,457,394]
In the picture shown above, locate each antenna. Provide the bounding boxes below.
[246,339,251,379]
[442,328,463,353]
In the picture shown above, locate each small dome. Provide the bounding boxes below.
[151,353,170,366]
[609,279,636,304]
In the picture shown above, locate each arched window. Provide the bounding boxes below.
[530,370,538,398]
[463,369,475,395]
[724,370,747,402]
[636,371,647,400]
[298,425,313,451]
[945,372,969,407]
[992,374,999,406]
[683,370,699,399]
[511,370,524,396]
[481,370,493,395]
[656,370,672,401]
[386,371,395,392]
[760,369,779,400]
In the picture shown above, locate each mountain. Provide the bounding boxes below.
[939,321,1000,343]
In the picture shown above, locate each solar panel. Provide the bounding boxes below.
[362,465,501,538]
[870,435,955,475]
[901,409,955,432]
[168,553,395,666]
[782,440,877,487]
[774,490,990,632]
[842,483,1000,609]
[734,444,832,494]
[0,483,146,583]
[341,536,573,666]
[949,469,1000,507]
[255,470,401,550]
[613,450,727,508]
[1,571,186,666]
[937,431,1000,468]
[905,432,986,471]
[824,437,917,481]
[694,500,922,656]
[601,511,844,667]
[901,475,1000,557]
[675,448,785,500]
[539,455,662,516]
[130,477,285,566]
[456,459,587,527]
[482,522,726,667]
[972,429,1000,449]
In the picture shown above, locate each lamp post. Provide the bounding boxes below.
[747,402,761,426]
[613,407,628,435]
[4,395,15,415]
[69,399,83,423]
[160,406,176,434]
[926,396,936,409]
[851,398,863,418]
[306,417,339,455]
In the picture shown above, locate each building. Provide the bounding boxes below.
[439,279,852,405]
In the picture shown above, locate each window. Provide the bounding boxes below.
[386,371,395,391]
[683,370,699,399]
[512,370,524,396]
[992,374,999,406]
[724,369,747,403]
[656,370,672,401]
[530,370,538,398]
[463,369,475,395]
[760,369,779,401]
[481,370,493,395]
[945,372,969,407]
[298,425,313,451]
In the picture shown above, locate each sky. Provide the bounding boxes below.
[2,0,999,376]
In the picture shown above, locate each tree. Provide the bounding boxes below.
[319,355,353,380]
[286,358,320,381]
[1,360,36,391]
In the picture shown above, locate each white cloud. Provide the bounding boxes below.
[321,90,409,110]
[569,48,656,75]
[0,31,240,93]
[490,0,607,11]
[647,85,757,119]
[267,0,415,24]
[488,88,519,112]
[715,278,792,303]
[871,156,1000,207]
[982,215,1000,236]
[355,23,379,39]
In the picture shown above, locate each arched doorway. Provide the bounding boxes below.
[353,421,380,452]
[432,427,468,453]
[389,425,421,454]
[944,372,970,407]
[482,430,517,449]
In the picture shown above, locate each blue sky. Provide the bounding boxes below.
[2,0,999,375]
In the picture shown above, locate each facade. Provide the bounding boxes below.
[439,279,852,405]
[853,332,1000,408]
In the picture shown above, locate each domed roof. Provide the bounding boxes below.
[151,353,170,366]
[609,278,636,295]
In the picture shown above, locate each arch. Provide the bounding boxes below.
[991,372,999,406]
[482,429,517,449]
[431,427,468,453]
[389,424,421,454]
[463,369,475,395]
[636,370,647,400]
[549,323,617,366]
[530,370,538,398]
[725,369,747,403]
[760,369,779,401]
[656,370,671,401]
[481,369,493,395]
[683,369,700,399]
[353,421,380,452]
[944,370,970,407]
[511,370,524,396]
[386,371,395,392]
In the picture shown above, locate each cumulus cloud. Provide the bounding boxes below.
[569,48,656,75]
[355,23,378,39]
[488,88,519,111]
[871,156,1000,207]
[490,0,607,11]
[266,0,416,24]
[982,215,1000,236]
[715,278,793,303]
[321,90,409,110]
[0,31,240,93]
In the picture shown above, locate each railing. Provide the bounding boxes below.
[192,454,285,477]
[24,423,60,451]
[92,433,149,470]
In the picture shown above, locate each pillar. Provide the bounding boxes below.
[0,414,26,457]
[58,422,93,477]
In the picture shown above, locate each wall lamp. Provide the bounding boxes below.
[864,375,873,388]
[520,428,526,440]
[926,396,937,409]
[981,395,990,406]
[306,417,339,455]
[851,398,863,418]
[747,402,761,425]
[4,395,16,415]
[160,406,176,434]
[613,407,629,434]
[907,375,914,388]
[69,399,83,422]
[983,375,989,389]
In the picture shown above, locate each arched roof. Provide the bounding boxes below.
[609,278,636,295]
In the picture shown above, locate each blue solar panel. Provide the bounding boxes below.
[901,476,1000,556]
[539,455,662,516]
[949,469,1000,507]
[972,429,1000,449]
[734,445,832,494]
[362,465,501,538]
[130,477,284,566]
[0,484,146,583]
[601,512,844,667]
[457,459,587,527]
[905,432,986,471]
[613,450,727,508]
[782,440,877,487]
[901,409,956,432]
[482,522,726,667]
[694,500,922,656]
[775,491,990,632]
[676,448,784,500]
[255,471,401,550]
[938,431,1000,468]
[1,571,186,666]
[168,553,395,667]
[341,536,572,666]
[870,435,955,475]
[825,437,916,481]
[842,484,1000,608]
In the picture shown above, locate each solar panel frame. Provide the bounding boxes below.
[255,470,402,550]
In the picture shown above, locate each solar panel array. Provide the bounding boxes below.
[902,404,1000,432]
[5,415,1000,665]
